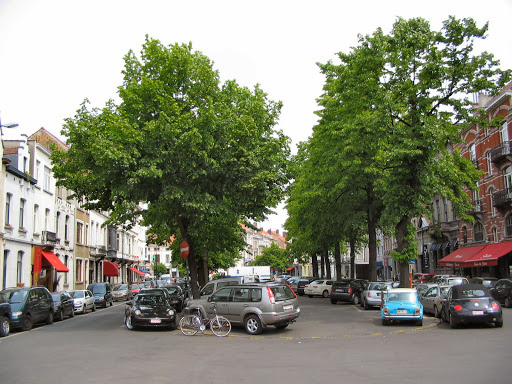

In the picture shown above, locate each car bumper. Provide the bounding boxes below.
[331,293,352,302]
[365,297,383,306]
[260,308,300,325]
[130,315,176,327]
[382,313,423,321]
[451,311,503,324]
[10,315,25,329]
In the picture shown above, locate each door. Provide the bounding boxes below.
[208,287,232,318]
[227,287,252,323]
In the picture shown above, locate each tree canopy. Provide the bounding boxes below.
[51,37,291,298]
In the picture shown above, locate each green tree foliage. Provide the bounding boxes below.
[252,243,291,273]
[51,37,290,298]
[153,262,168,277]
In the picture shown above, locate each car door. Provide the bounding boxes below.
[421,287,435,314]
[85,290,94,309]
[28,289,42,322]
[207,287,232,319]
[38,289,52,320]
[491,281,505,303]
[227,287,252,323]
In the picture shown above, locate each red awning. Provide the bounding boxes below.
[439,245,486,267]
[128,266,145,276]
[103,261,120,277]
[286,266,294,271]
[41,251,69,272]
[463,241,512,268]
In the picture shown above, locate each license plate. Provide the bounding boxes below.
[150,318,161,324]
[335,289,344,292]
[283,305,293,311]
[472,311,484,315]
[397,310,407,314]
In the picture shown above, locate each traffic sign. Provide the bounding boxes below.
[180,240,190,259]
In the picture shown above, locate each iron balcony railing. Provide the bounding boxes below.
[493,188,512,207]
[490,141,512,163]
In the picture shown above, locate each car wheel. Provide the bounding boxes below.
[0,316,10,337]
[433,305,440,318]
[274,323,289,330]
[244,314,263,335]
[449,313,458,329]
[322,290,329,298]
[352,294,360,305]
[57,310,64,322]
[21,315,33,331]
[308,295,313,298]
[125,316,135,330]
[505,297,512,308]
[110,300,113,307]
[364,299,369,310]
[382,319,389,326]
[416,320,423,326]
[330,299,337,304]
[46,311,54,325]
[495,320,503,328]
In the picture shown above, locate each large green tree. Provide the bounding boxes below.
[317,17,510,286]
[51,38,290,298]
[252,243,291,274]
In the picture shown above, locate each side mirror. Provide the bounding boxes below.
[207,296,212,302]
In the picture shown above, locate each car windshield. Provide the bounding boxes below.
[70,291,84,298]
[369,283,390,290]
[90,285,106,294]
[387,292,416,303]
[51,293,61,301]
[2,290,27,304]
[135,294,166,306]
[130,285,139,289]
[115,284,128,290]
[165,287,180,295]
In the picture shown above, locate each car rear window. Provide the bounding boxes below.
[270,286,295,301]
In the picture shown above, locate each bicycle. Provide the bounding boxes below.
[179,303,231,337]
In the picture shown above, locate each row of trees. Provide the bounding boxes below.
[285,17,510,287]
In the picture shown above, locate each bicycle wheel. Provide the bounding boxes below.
[179,315,200,336]
[210,316,231,337]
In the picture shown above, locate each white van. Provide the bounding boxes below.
[244,275,260,283]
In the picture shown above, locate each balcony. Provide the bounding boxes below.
[97,245,107,256]
[466,200,485,220]
[493,188,512,213]
[42,231,60,245]
[490,141,512,170]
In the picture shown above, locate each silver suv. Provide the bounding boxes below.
[186,282,300,335]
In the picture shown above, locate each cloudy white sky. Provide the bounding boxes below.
[1,0,512,231]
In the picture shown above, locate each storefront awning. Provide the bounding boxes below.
[41,250,69,272]
[103,261,120,277]
[463,241,512,268]
[128,266,145,276]
[286,266,294,271]
[439,245,486,267]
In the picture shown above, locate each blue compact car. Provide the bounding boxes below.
[381,288,423,326]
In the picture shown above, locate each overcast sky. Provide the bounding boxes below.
[1,0,511,231]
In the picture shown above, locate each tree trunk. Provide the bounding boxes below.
[177,216,200,299]
[311,252,318,278]
[350,238,356,278]
[366,187,378,282]
[320,252,325,278]
[334,241,342,280]
[396,215,412,288]
[324,247,331,279]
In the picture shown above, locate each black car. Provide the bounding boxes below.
[124,293,177,330]
[87,283,114,308]
[0,297,11,337]
[469,277,498,288]
[330,279,367,305]
[490,278,512,308]
[51,292,75,321]
[0,286,54,331]
[296,277,318,296]
[162,285,185,312]
[441,283,503,328]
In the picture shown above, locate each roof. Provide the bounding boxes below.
[388,288,417,292]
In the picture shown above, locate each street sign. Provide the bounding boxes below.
[180,240,190,259]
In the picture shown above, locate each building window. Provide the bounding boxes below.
[44,166,51,192]
[474,223,484,242]
[64,255,69,284]
[492,227,498,243]
[45,209,50,231]
[35,160,40,181]
[489,187,496,216]
[2,251,8,290]
[5,193,11,226]
[487,152,494,175]
[76,259,82,282]
[463,226,468,244]
[85,224,89,246]
[17,251,23,285]
[506,216,512,237]
[443,198,448,222]
[65,215,69,241]
[33,204,39,233]
[435,200,440,221]
[56,211,60,236]
[19,199,26,228]
[77,222,83,244]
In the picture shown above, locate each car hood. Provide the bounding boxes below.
[187,298,207,310]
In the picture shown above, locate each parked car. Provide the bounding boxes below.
[162,285,185,312]
[124,292,177,330]
[420,285,450,318]
[51,292,75,321]
[304,279,334,298]
[113,284,133,301]
[415,283,438,299]
[130,284,142,296]
[175,278,191,299]
[412,273,436,286]
[295,277,318,296]
[362,281,397,310]
[490,278,512,308]
[0,286,54,331]
[187,282,300,335]
[198,277,245,300]
[69,290,96,314]
[431,275,453,284]
[439,276,469,286]
[330,279,367,305]
[441,284,503,328]
[381,288,424,326]
[87,283,114,308]
[469,277,498,288]
[0,296,12,337]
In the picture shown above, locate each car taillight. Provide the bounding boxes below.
[491,303,500,310]
[267,287,276,304]
[383,307,389,315]
[415,307,420,315]
[348,288,353,294]
[454,305,463,311]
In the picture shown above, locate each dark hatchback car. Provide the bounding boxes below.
[441,284,503,328]
[0,297,11,337]
[330,279,368,305]
[490,278,512,308]
[469,277,498,288]
[162,285,185,312]
[87,283,114,308]
[124,293,177,330]
[296,277,318,296]
[0,286,54,331]
[51,292,75,321]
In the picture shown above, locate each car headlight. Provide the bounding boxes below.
[135,309,141,315]
[383,307,389,315]
[167,309,175,316]
[12,311,22,318]
[98,296,105,301]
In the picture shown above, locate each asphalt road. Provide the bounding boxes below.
[1,295,511,384]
